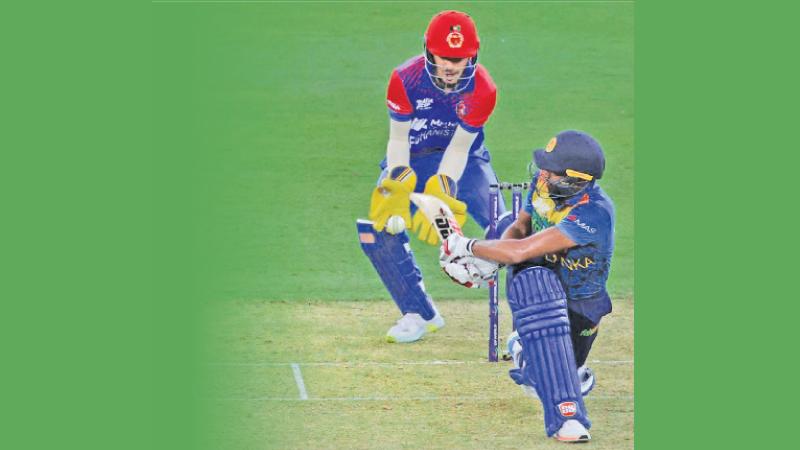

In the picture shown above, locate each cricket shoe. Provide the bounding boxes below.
[386,312,445,343]
[554,419,591,443]
[578,365,596,396]
[507,331,539,399]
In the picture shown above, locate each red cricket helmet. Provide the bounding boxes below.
[424,10,480,59]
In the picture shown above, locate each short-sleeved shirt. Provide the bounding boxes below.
[386,55,497,156]
[523,171,616,320]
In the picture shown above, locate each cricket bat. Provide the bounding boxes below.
[408,193,463,242]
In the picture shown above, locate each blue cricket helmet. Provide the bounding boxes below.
[533,130,605,180]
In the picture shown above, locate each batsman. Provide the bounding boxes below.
[357,10,504,343]
[440,130,615,443]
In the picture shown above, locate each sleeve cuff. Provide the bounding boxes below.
[389,110,413,122]
[458,120,483,133]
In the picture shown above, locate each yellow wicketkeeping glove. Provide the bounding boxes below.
[368,166,417,232]
[412,174,468,245]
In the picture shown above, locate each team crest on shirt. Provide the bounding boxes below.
[416,98,433,110]
[456,101,467,118]
[447,25,464,48]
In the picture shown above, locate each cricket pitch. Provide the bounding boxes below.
[206,298,633,449]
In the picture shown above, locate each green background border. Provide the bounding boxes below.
[3,1,795,448]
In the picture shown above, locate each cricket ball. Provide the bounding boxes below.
[385,215,406,235]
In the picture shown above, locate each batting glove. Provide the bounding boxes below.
[440,233,476,264]
[440,256,498,289]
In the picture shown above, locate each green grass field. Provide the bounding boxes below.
[207,298,633,449]
[154,2,633,448]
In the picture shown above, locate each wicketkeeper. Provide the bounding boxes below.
[440,130,615,443]
[356,10,505,343]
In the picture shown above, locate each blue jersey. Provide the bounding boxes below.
[386,55,497,156]
[524,171,615,311]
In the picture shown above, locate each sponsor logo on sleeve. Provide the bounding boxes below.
[387,99,402,111]
[567,215,596,234]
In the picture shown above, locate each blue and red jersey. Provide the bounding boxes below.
[386,55,497,155]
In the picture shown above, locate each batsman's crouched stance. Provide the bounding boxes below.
[440,130,615,443]
[357,10,505,343]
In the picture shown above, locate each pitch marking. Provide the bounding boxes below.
[290,363,309,400]
[217,393,634,402]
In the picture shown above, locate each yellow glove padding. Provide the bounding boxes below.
[368,166,417,232]
[412,174,468,245]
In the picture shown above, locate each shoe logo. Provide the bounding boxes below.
[558,401,577,417]
[416,98,433,110]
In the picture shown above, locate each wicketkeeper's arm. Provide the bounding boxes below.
[385,118,412,169]
[437,125,478,181]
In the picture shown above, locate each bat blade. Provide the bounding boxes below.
[409,193,463,242]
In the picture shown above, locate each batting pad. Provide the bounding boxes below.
[507,266,591,436]
[357,219,436,320]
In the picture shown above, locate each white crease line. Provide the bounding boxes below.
[215,394,634,402]
[210,359,633,367]
[290,363,308,400]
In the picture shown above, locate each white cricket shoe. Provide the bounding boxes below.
[507,331,539,399]
[386,312,445,343]
[554,419,591,443]
[507,331,596,398]
[578,365,596,396]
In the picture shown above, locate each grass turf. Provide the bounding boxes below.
[176,1,633,301]
[205,298,633,449]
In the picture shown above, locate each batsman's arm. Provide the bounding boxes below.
[501,210,532,240]
[472,227,576,266]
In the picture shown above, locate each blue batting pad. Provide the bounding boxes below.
[357,219,436,320]
[507,266,591,436]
